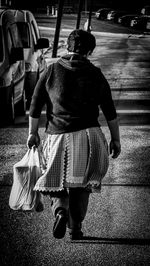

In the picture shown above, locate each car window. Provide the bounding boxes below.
[17,22,30,48]
[32,20,39,39]
[11,23,22,48]
[7,24,21,53]
[7,29,13,54]
[0,27,3,62]
[30,21,38,45]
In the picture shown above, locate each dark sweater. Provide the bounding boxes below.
[29,54,117,134]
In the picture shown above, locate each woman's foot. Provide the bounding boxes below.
[70,230,83,240]
[53,209,67,239]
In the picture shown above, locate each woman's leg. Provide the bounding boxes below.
[49,189,69,239]
[50,189,69,216]
[68,187,91,238]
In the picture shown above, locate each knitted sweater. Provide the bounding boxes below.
[29,54,117,134]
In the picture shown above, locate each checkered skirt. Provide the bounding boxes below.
[34,127,109,192]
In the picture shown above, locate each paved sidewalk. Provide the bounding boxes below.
[0,23,150,266]
[0,126,150,266]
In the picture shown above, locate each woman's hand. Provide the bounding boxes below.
[27,133,40,149]
[109,140,121,159]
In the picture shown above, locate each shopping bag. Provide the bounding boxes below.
[9,146,43,211]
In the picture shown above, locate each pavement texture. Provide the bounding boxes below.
[0,126,150,266]
[0,27,150,265]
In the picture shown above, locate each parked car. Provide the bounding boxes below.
[95,8,111,20]
[130,15,150,30]
[107,10,117,20]
[63,6,73,14]
[113,11,128,23]
[0,9,26,125]
[14,9,49,108]
[141,6,150,15]
[118,14,137,27]
[146,18,150,30]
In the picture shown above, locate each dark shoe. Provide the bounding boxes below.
[70,230,83,240]
[53,210,67,239]
[35,201,44,212]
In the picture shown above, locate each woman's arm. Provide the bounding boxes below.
[107,118,121,159]
[27,117,40,149]
[97,70,121,158]
[26,69,49,149]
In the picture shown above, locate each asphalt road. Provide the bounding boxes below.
[1,125,150,266]
[0,15,150,266]
[35,13,147,35]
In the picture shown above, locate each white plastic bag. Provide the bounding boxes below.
[9,147,43,211]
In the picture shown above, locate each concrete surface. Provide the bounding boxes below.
[0,126,150,266]
[0,24,150,266]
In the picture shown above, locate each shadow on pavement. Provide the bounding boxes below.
[71,236,150,245]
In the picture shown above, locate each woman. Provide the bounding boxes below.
[27,29,121,240]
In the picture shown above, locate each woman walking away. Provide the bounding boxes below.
[27,29,121,240]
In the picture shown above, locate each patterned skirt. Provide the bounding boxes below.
[34,127,109,192]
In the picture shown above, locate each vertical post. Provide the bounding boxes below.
[87,0,92,32]
[76,0,83,29]
[52,0,64,58]
[84,0,87,13]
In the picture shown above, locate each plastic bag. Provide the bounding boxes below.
[9,147,44,211]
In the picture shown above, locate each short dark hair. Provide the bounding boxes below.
[67,29,96,55]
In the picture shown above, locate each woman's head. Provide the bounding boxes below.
[67,29,96,56]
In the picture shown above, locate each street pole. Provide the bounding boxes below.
[52,0,64,58]
[76,0,83,29]
[87,0,92,32]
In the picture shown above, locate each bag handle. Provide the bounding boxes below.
[28,146,40,167]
